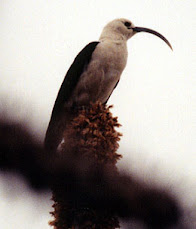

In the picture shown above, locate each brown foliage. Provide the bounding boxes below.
[60,102,122,165]
[50,102,122,228]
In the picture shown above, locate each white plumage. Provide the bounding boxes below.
[67,19,135,107]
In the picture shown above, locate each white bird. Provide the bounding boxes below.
[45,18,172,152]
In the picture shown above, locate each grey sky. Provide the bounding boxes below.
[0,0,195,228]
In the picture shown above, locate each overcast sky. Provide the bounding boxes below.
[0,0,196,228]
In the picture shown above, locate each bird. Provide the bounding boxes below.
[45,18,172,152]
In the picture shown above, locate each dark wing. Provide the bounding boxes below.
[51,41,100,118]
[45,42,99,152]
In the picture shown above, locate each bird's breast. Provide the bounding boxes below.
[70,41,128,106]
[94,41,128,72]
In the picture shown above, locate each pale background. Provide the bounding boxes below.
[0,0,195,228]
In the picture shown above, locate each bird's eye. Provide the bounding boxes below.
[124,22,131,27]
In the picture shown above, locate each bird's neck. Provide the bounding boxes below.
[99,29,127,43]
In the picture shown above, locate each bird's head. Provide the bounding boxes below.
[100,18,172,50]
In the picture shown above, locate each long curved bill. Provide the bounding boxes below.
[133,27,173,50]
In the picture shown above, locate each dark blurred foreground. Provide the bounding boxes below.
[0,118,181,228]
